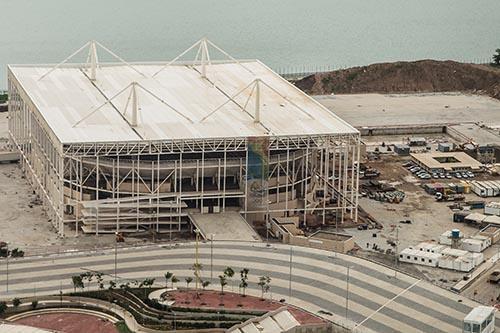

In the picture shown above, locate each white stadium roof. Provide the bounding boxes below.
[8,40,357,144]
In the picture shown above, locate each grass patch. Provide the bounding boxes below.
[115,321,133,333]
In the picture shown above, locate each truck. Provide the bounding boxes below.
[435,192,465,202]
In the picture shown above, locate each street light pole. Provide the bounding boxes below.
[345,266,350,319]
[210,234,214,281]
[394,226,399,278]
[114,232,118,282]
[6,252,9,293]
[288,246,293,299]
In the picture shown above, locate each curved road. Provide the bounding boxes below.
[0,241,497,333]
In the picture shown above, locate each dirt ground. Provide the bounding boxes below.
[167,289,324,324]
[0,113,153,255]
[13,312,118,333]
[348,153,500,288]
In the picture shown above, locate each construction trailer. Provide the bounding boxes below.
[7,39,360,236]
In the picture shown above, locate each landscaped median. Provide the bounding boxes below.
[0,287,325,332]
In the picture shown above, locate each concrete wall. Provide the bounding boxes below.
[358,125,446,136]
[287,234,354,253]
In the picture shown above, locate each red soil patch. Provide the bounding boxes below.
[167,289,324,325]
[14,313,118,333]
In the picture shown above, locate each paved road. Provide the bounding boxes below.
[0,242,498,333]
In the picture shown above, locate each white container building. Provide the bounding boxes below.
[462,235,491,253]
[438,230,464,246]
[484,202,500,216]
[399,248,440,267]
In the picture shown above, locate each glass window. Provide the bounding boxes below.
[463,322,471,332]
[481,321,486,331]
[472,323,480,333]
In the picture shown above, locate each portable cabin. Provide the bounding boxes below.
[463,306,496,333]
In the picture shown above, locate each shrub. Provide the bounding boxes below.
[12,298,21,307]
[31,300,38,309]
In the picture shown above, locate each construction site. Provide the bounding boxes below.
[6,39,360,239]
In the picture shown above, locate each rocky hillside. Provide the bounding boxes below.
[294,60,500,100]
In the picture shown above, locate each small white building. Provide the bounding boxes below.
[463,306,496,333]
[413,242,447,253]
[485,202,500,216]
[399,248,440,267]
[462,235,491,253]
[439,230,464,246]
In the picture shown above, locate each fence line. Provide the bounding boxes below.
[274,57,493,79]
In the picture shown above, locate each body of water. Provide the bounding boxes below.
[1,0,499,89]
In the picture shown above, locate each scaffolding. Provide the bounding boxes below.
[7,39,360,236]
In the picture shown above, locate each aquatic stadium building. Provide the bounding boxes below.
[7,39,360,236]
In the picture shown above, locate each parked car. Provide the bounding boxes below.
[432,173,439,179]
[455,173,462,179]
[446,173,452,179]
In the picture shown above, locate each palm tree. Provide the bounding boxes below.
[71,275,84,292]
[185,277,193,289]
[164,272,173,288]
[192,263,203,289]
[218,275,227,294]
[258,276,271,299]
[239,268,249,296]
[171,276,180,289]
[12,298,21,308]
[224,267,235,292]
[202,280,210,291]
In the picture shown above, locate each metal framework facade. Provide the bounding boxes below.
[8,66,360,237]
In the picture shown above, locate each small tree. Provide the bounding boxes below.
[223,267,234,292]
[12,298,21,308]
[171,275,180,289]
[95,272,104,290]
[239,268,249,296]
[192,263,203,289]
[257,276,271,299]
[493,48,500,67]
[31,300,38,309]
[202,280,210,291]
[108,281,116,290]
[0,301,8,315]
[218,275,227,294]
[71,275,84,292]
[185,277,193,289]
[164,272,173,288]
